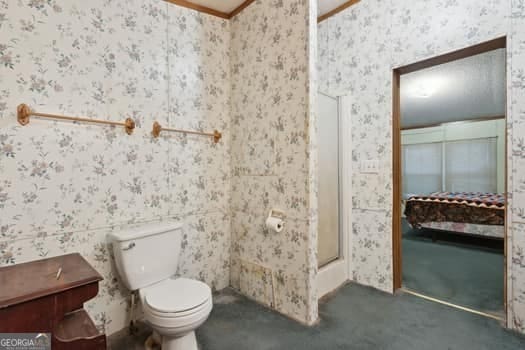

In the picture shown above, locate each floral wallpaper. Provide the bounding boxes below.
[318,0,525,333]
[0,0,231,335]
[230,0,318,325]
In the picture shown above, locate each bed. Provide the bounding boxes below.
[404,192,505,239]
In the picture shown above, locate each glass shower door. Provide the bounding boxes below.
[317,92,341,267]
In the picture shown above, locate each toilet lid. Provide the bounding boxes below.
[145,278,211,313]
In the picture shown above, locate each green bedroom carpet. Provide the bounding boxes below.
[402,219,504,316]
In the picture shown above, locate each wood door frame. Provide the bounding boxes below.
[392,37,508,317]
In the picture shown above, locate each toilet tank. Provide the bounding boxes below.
[108,222,183,291]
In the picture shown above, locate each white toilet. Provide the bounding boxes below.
[109,222,212,350]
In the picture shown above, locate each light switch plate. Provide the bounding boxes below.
[361,160,379,174]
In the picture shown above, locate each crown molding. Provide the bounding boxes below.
[164,0,230,19]
[318,0,360,23]
[228,0,257,18]
[163,0,256,20]
[165,0,360,24]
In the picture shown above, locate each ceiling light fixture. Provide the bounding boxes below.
[407,75,446,99]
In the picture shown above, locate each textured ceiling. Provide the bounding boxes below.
[401,49,506,129]
[182,0,348,16]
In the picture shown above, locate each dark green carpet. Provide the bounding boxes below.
[110,284,524,350]
[196,285,524,350]
[402,219,504,315]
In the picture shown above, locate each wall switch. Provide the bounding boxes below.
[360,159,379,174]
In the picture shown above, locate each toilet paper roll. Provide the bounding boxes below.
[266,216,284,233]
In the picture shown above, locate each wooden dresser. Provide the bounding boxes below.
[0,253,107,349]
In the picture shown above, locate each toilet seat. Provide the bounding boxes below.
[140,277,213,331]
[144,298,213,330]
[143,278,211,315]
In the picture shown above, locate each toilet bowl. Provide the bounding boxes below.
[109,222,212,350]
[140,278,212,350]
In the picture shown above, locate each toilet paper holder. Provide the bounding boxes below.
[266,209,286,233]
[268,209,286,220]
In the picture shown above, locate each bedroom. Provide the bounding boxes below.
[397,45,506,318]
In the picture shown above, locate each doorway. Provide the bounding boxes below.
[392,37,507,320]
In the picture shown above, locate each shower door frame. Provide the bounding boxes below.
[317,93,352,298]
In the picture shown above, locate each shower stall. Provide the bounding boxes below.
[318,92,341,267]
[316,92,351,297]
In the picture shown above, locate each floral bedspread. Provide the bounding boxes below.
[405,192,505,228]
[420,221,504,238]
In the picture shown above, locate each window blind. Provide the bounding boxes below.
[444,138,497,192]
[402,142,443,198]
[402,137,497,196]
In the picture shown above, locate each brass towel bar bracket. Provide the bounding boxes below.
[17,103,136,135]
[152,121,222,143]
